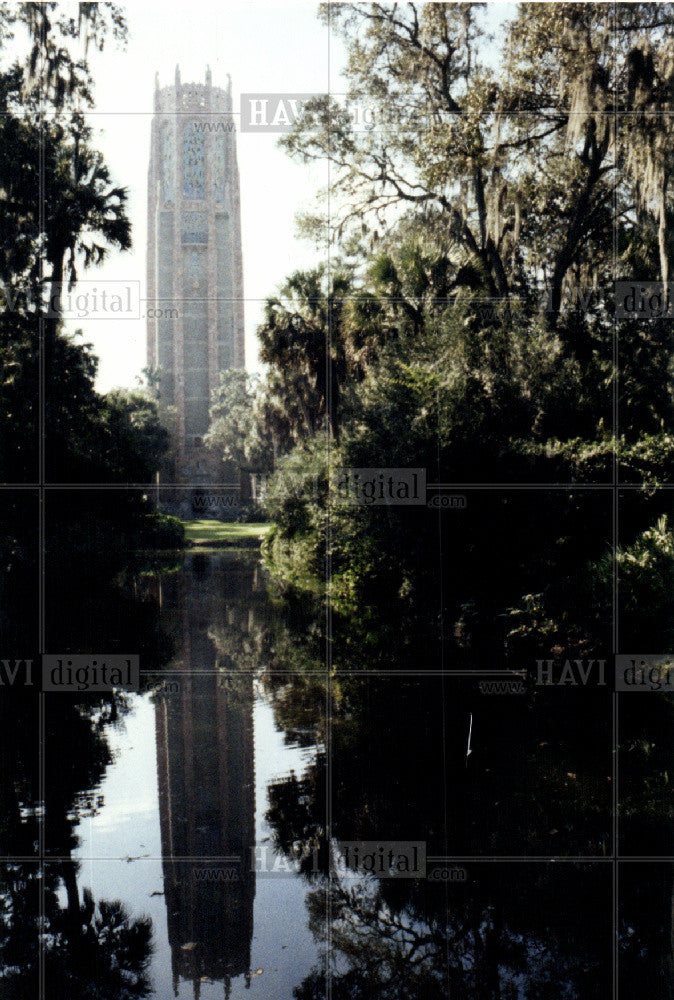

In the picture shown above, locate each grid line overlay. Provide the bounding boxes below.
[1,8,671,1000]
[37,15,46,996]
[612,5,619,995]
[326,11,334,997]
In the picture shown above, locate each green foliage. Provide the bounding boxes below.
[0,4,137,485]
[43,332,170,483]
[101,388,170,483]
[619,434,674,484]
[597,515,674,649]
[254,5,674,663]
[136,512,184,549]
[206,368,274,472]
[261,442,330,592]
[0,3,175,672]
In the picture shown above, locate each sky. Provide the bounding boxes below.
[55,1,512,391]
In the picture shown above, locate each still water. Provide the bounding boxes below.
[66,550,325,1000]
[40,548,617,999]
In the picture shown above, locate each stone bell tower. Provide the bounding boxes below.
[147,66,244,487]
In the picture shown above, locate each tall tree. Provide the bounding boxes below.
[282,3,674,327]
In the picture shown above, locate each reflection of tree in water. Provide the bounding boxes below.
[294,866,609,1000]
[262,673,611,858]
[46,494,179,663]
[205,555,326,678]
[0,688,40,857]
[46,692,134,856]
[227,566,611,856]
[620,863,674,1000]
[266,762,327,879]
[619,694,674,855]
[0,549,173,997]
[46,863,154,1000]
[259,671,327,748]
[0,862,153,1000]
[260,671,328,879]
[42,695,155,1000]
[256,670,612,998]
[0,863,40,998]
[0,512,176,994]
[0,686,138,860]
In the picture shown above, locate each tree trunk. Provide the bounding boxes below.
[61,860,81,932]
[658,180,669,302]
[46,246,66,345]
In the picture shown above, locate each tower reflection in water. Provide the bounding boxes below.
[154,553,257,998]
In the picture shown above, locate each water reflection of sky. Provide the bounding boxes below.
[71,689,323,1000]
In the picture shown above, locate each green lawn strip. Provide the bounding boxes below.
[182,520,271,545]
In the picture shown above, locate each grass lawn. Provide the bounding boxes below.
[183,520,271,545]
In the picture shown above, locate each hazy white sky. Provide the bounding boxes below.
[58,1,512,391]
